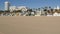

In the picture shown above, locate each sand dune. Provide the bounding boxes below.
[0,16,60,34]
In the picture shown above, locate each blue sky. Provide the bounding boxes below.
[0,0,60,10]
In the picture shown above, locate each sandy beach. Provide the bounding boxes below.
[0,16,60,34]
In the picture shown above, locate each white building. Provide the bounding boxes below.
[9,6,29,12]
[54,5,60,9]
[17,6,29,11]
[10,6,17,12]
[57,6,59,9]
[5,1,10,11]
[53,12,60,16]
[35,10,41,16]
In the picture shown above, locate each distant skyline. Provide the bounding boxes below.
[0,0,60,10]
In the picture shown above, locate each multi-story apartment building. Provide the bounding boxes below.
[5,1,10,11]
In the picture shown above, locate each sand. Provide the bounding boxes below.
[0,16,60,34]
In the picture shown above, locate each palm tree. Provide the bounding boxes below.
[44,6,48,16]
[27,9,33,16]
[49,6,54,15]
[51,9,54,15]
[45,6,48,9]
[38,8,40,11]
[49,6,51,9]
